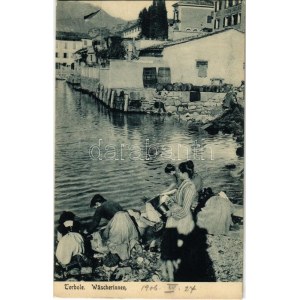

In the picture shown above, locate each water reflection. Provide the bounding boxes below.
[55,81,243,222]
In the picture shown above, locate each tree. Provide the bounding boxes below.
[106,36,126,60]
[138,8,150,38]
[155,0,168,39]
[138,0,168,40]
[79,50,88,65]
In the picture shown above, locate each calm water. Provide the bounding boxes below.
[55,81,243,223]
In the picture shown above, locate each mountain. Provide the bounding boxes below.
[56,1,128,35]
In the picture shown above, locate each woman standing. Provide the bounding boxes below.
[160,161,197,281]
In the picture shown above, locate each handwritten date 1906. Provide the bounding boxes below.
[140,284,196,294]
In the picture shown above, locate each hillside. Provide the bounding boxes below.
[56,1,129,34]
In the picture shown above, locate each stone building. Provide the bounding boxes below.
[213,0,245,32]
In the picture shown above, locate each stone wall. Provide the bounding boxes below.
[151,90,226,123]
[104,87,226,124]
[73,79,232,124]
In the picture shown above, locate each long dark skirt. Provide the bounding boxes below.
[175,226,216,282]
[160,228,181,261]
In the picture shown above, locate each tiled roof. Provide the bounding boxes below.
[173,0,214,7]
[122,22,140,32]
[139,28,243,54]
[74,47,88,54]
[56,31,91,41]
[119,20,140,34]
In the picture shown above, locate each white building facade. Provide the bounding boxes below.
[121,23,141,39]
[140,29,245,87]
[55,32,92,69]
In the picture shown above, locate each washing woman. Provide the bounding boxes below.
[97,207,161,260]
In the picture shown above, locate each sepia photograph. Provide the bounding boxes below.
[54,0,245,298]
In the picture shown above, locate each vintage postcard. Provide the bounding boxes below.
[54,0,245,298]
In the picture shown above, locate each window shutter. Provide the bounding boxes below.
[196,61,208,78]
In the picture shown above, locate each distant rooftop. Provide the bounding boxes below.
[173,0,214,7]
[56,31,91,41]
[120,21,140,33]
[74,47,88,55]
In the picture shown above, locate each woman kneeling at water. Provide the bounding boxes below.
[98,208,160,260]
[196,191,234,235]
[101,211,139,260]
[55,211,86,267]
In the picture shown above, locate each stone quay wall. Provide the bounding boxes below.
[70,76,244,124]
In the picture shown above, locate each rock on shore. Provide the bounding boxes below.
[54,226,243,282]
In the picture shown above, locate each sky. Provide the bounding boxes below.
[88,0,177,21]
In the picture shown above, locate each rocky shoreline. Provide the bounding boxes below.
[204,104,244,158]
[54,223,243,282]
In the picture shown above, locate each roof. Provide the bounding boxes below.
[173,0,214,7]
[56,31,91,41]
[121,21,140,33]
[139,29,244,55]
[122,22,141,32]
[74,47,88,55]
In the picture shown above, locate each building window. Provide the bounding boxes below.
[186,28,191,32]
[228,16,232,26]
[196,60,208,78]
[232,14,238,25]
[84,40,87,46]
[175,10,179,21]
[224,16,232,27]
[223,17,227,27]
[193,28,198,32]
[229,0,233,7]
[215,0,222,11]
[56,52,59,58]
[73,42,76,50]
[63,53,67,58]
[207,16,212,23]
[238,13,241,24]
[215,18,220,29]
[64,42,68,49]
[143,67,157,88]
